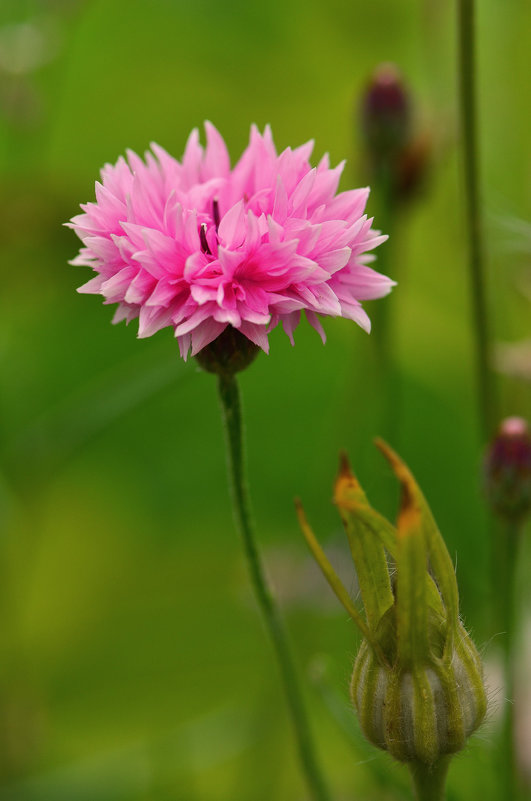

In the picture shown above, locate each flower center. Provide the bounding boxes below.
[212,197,220,230]
[199,198,221,257]
[199,223,212,256]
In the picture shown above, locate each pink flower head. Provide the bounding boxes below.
[68,123,394,359]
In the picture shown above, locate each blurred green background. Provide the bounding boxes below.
[0,0,530,799]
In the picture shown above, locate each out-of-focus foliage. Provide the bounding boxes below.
[0,0,530,798]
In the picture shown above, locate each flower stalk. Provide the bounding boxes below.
[358,65,427,442]
[484,417,531,798]
[493,516,523,800]
[358,68,401,432]
[499,519,519,801]
[457,0,497,437]
[217,372,331,801]
[409,757,451,801]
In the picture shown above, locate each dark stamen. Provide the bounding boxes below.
[200,223,212,255]
[212,197,220,231]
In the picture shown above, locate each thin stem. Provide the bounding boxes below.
[409,757,451,801]
[498,519,521,800]
[371,161,395,374]
[457,0,497,438]
[367,162,400,447]
[217,372,332,801]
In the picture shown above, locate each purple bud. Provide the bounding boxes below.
[360,63,412,160]
[484,417,531,523]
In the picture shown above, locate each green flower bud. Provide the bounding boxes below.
[351,621,486,765]
[297,439,487,772]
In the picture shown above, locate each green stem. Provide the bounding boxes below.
[409,757,451,801]
[371,161,395,372]
[217,373,332,801]
[457,0,497,439]
[368,161,399,448]
[498,519,521,800]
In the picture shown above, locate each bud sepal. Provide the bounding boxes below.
[297,439,487,773]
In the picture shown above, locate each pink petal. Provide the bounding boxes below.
[101,267,137,301]
[305,310,327,343]
[237,321,270,353]
[138,303,174,338]
[204,121,230,177]
[182,128,203,187]
[177,332,192,360]
[218,200,246,249]
[174,306,215,337]
[281,311,301,345]
[77,275,106,294]
[190,319,227,355]
[316,247,352,274]
[146,279,180,308]
[112,303,138,325]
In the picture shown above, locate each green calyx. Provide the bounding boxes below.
[350,621,486,765]
[194,326,260,376]
[297,439,487,766]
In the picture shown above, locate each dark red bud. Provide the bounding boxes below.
[194,326,260,376]
[484,417,531,523]
[360,63,412,160]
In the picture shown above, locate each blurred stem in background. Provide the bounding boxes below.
[459,4,526,797]
[458,4,520,794]
[369,162,395,396]
[457,0,498,440]
[359,65,429,444]
[215,369,331,801]
[484,417,531,800]
[498,519,520,801]
[359,65,407,445]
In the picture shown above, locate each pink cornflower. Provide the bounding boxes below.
[68,123,394,359]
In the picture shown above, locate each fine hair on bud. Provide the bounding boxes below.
[351,621,486,766]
